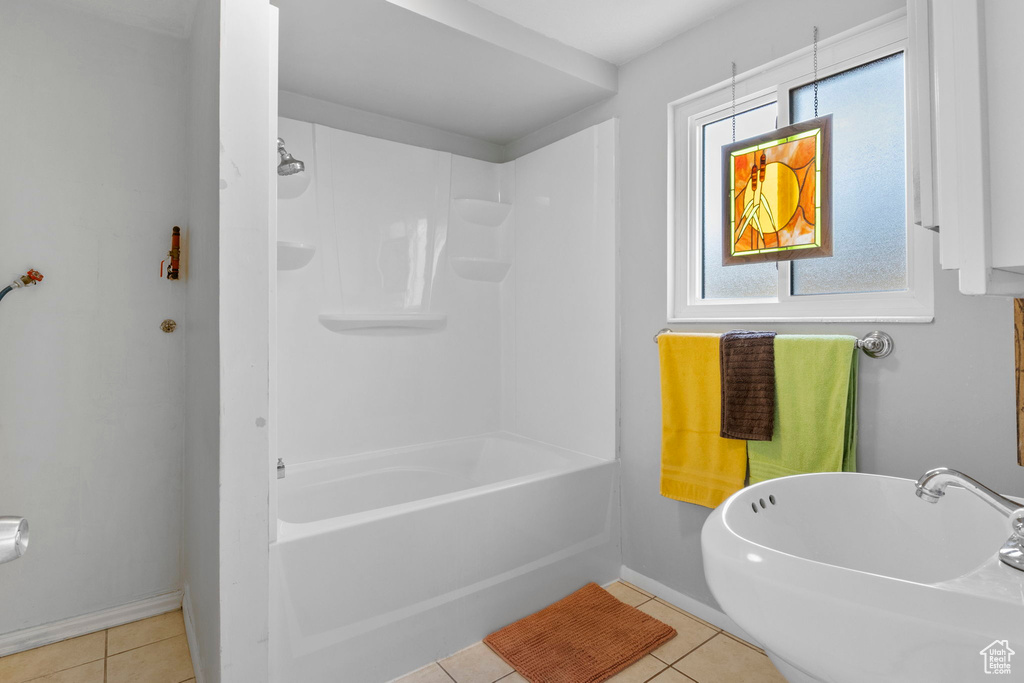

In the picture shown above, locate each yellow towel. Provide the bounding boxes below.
[659,333,747,508]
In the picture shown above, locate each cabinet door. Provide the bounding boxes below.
[984,1,1024,272]
[932,0,990,293]
[924,0,1024,295]
[907,0,938,234]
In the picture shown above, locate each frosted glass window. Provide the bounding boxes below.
[790,52,907,296]
[702,103,779,299]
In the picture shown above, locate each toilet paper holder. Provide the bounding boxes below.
[0,517,29,564]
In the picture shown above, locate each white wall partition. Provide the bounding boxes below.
[183,0,221,677]
[217,0,274,679]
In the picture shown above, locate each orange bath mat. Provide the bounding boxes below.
[483,583,676,683]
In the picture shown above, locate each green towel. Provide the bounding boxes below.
[747,335,858,484]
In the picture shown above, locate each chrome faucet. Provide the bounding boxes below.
[915,467,1024,572]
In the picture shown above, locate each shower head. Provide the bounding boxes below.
[277,137,305,176]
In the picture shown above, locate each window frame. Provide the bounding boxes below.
[667,11,934,323]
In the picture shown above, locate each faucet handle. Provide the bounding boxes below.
[1001,512,1024,572]
[1010,508,1024,539]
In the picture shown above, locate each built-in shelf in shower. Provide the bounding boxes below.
[452,198,512,227]
[450,257,511,283]
[318,313,448,332]
[277,241,316,270]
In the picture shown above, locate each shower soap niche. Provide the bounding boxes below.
[450,257,511,283]
[277,241,316,270]
[452,198,512,227]
[318,313,447,332]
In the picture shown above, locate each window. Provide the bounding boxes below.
[669,13,933,322]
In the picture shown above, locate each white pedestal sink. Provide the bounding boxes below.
[702,472,1024,683]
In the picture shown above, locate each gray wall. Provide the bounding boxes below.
[184,0,221,677]
[508,0,1024,607]
[0,0,186,634]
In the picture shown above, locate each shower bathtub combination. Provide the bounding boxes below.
[269,118,618,681]
[271,434,618,681]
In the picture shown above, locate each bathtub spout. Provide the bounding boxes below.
[915,467,1024,572]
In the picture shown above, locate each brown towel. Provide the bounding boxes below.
[720,330,776,441]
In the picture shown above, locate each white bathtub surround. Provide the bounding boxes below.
[271,434,619,682]
[278,121,495,459]
[511,125,617,460]
[273,119,618,681]
[703,472,1024,683]
[276,118,616,464]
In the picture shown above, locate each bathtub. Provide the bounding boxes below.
[270,433,619,682]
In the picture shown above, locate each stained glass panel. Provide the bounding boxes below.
[722,116,832,265]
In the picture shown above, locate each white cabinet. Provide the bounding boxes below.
[913,0,1024,295]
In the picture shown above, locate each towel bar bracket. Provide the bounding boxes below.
[653,329,895,359]
[857,331,894,358]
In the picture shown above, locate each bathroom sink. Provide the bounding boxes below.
[702,472,1024,683]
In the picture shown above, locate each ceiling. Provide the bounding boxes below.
[47,0,753,146]
[464,0,749,65]
[275,0,619,145]
[44,0,198,39]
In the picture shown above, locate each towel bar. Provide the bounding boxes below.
[653,329,894,359]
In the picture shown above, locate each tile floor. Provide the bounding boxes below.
[0,610,195,683]
[394,581,787,683]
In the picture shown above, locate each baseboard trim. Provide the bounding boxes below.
[619,566,760,646]
[0,590,183,657]
[182,583,205,683]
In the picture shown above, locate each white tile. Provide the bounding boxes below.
[0,632,106,683]
[606,655,668,682]
[392,662,454,683]
[107,610,186,655]
[22,660,104,683]
[649,668,691,683]
[637,601,717,664]
[653,599,719,632]
[439,643,513,683]
[673,634,786,683]
[106,633,194,683]
[619,581,654,598]
[604,582,651,607]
